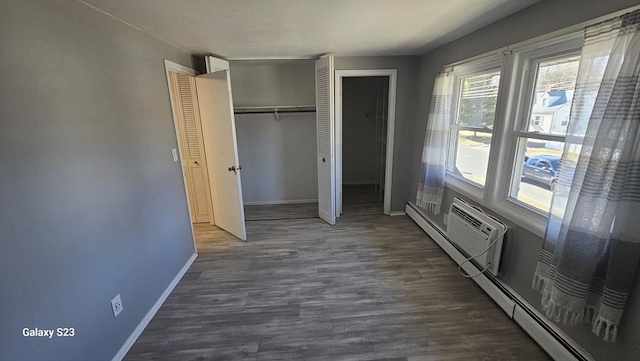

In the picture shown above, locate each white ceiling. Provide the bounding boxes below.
[81,0,539,59]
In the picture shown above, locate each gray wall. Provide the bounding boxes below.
[342,77,386,185]
[236,113,318,204]
[230,60,318,204]
[336,56,420,212]
[230,60,315,107]
[410,1,640,360]
[0,1,195,360]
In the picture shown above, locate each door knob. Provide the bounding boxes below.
[194,161,199,165]
[228,165,242,172]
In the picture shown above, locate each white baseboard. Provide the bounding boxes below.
[112,252,197,361]
[513,306,592,361]
[405,203,587,361]
[389,211,406,216]
[244,199,318,206]
[504,282,594,361]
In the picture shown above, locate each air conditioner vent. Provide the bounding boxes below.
[451,204,482,230]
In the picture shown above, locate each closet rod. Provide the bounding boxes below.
[234,109,316,115]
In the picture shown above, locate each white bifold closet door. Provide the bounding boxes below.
[195,70,247,240]
[169,71,214,224]
[315,56,336,225]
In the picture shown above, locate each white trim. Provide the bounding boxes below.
[405,202,592,361]
[244,199,318,206]
[163,59,199,252]
[112,253,197,361]
[164,59,196,76]
[204,56,230,72]
[444,54,504,206]
[487,37,584,239]
[444,175,485,204]
[389,211,406,216]
[513,308,585,361]
[335,69,397,216]
[505,283,595,361]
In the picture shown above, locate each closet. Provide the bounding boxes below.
[229,60,318,220]
[341,77,389,211]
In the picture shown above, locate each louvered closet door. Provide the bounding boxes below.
[316,56,336,225]
[169,71,213,224]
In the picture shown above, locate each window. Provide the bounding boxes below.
[432,31,591,236]
[509,54,580,214]
[446,58,502,191]
[532,115,542,126]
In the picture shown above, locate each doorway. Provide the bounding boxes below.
[335,70,397,216]
[164,58,247,241]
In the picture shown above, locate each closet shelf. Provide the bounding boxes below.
[234,105,316,115]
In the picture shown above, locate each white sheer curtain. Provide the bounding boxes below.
[416,74,454,214]
[533,10,640,342]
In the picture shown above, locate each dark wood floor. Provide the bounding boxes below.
[124,190,550,361]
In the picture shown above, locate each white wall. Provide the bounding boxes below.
[230,60,317,204]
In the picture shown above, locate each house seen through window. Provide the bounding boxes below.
[510,55,580,213]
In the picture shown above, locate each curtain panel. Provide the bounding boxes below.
[416,74,454,215]
[533,9,640,342]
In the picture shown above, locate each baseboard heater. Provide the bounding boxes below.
[405,202,593,361]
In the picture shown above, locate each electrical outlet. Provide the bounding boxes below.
[111,294,123,318]
[171,148,179,162]
[443,213,449,226]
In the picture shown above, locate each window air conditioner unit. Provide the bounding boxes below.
[447,198,506,276]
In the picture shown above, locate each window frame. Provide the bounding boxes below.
[444,53,505,204]
[487,33,584,237]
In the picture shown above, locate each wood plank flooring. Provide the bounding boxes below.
[125,192,550,361]
[245,203,318,221]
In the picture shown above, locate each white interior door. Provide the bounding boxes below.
[168,71,213,224]
[315,56,336,225]
[195,70,247,240]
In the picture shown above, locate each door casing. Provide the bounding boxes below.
[335,69,398,216]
